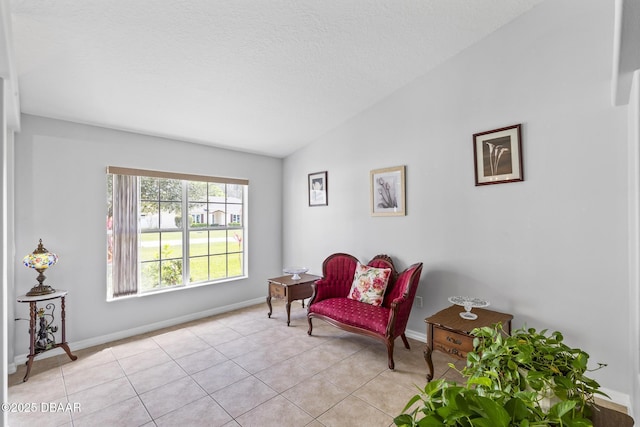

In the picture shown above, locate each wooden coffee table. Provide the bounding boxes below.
[266,273,321,326]
[424,304,513,381]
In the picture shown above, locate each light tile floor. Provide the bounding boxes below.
[7,300,466,427]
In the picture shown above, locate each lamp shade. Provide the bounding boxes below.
[23,239,58,296]
[23,251,58,270]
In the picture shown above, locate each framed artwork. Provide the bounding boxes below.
[370,165,405,216]
[473,124,523,186]
[308,171,328,206]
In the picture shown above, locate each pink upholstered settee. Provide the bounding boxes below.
[307,253,423,370]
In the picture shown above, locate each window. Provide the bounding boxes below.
[106,167,248,299]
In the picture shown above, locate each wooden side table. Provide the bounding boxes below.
[17,290,77,381]
[266,273,321,326]
[424,304,513,381]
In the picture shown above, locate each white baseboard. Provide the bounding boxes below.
[597,387,634,416]
[12,297,265,366]
[404,328,426,343]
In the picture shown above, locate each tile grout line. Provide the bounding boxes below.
[10,301,451,427]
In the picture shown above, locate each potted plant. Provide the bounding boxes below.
[394,323,615,427]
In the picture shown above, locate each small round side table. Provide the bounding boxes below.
[17,290,77,381]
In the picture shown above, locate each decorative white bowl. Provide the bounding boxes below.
[448,296,490,320]
[283,267,309,280]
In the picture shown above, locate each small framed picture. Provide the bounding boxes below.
[370,166,406,216]
[308,171,328,206]
[473,124,523,186]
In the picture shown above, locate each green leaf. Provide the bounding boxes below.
[401,394,423,412]
[560,416,592,427]
[571,352,588,370]
[473,396,510,427]
[422,378,448,396]
[442,386,466,405]
[470,419,496,427]
[434,405,457,419]
[417,415,449,427]
[504,397,530,421]
[549,400,577,418]
[393,414,414,426]
[553,375,572,390]
[467,377,492,388]
[454,392,471,414]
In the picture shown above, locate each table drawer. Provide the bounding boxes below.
[288,283,313,300]
[269,283,286,298]
[433,326,474,360]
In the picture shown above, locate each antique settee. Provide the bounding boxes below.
[307,253,423,369]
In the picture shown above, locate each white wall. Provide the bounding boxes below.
[11,114,283,364]
[283,0,632,403]
[628,69,640,418]
[1,76,8,427]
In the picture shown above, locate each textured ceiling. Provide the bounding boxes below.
[9,0,544,157]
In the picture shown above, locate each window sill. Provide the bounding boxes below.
[107,275,248,302]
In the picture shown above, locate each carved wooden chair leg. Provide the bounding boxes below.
[387,340,395,370]
[401,333,410,349]
[307,317,313,336]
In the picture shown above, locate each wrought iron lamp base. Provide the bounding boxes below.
[26,284,57,296]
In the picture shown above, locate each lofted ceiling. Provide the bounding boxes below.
[9,0,545,158]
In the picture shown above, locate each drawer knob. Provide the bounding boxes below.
[446,336,462,345]
[436,344,463,358]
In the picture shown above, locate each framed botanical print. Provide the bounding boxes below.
[473,124,523,186]
[370,166,405,216]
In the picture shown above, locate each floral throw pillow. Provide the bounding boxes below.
[347,262,392,306]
